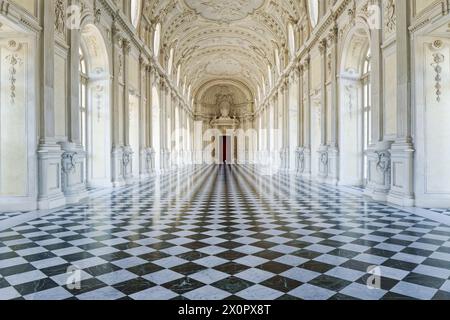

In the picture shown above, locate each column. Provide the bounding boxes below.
[111,26,125,186]
[283,79,290,170]
[171,93,177,168]
[153,71,163,174]
[296,63,304,174]
[327,26,339,185]
[274,88,286,169]
[37,0,66,209]
[165,85,172,169]
[62,0,88,203]
[159,78,167,172]
[318,39,328,181]
[365,0,391,201]
[139,55,150,179]
[122,40,133,183]
[303,57,312,176]
[146,65,155,175]
[388,0,415,206]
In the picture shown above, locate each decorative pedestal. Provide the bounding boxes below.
[122,146,134,185]
[365,141,393,202]
[387,141,415,207]
[140,148,150,180]
[37,143,66,210]
[326,146,339,185]
[111,145,125,187]
[318,146,329,183]
[60,142,88,204]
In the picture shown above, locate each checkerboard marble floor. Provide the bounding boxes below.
[1,165,450,300]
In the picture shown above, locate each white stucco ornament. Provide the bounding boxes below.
[184,0,265,23]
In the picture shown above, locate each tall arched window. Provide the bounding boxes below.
[362,48,372,185]
[153,23,161,57]
[261,76,266,95]
[130,0,142,28]
[288,23,296,57]
[176,64,181,87]
[267,65,273,87]
[308,0,319,28]
[275,48,281,75]
[79,47,88,149]
[167,48,174,75]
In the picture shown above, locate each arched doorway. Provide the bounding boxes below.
[79,24,111,187]
[339,27,372,187]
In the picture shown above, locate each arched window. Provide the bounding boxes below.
[79,47,88,149]
[288,23,296,57]
[275,48,281,75]
[167,48,174,75]
[130,0,142,28]
[261,76,266,95]
[187,85,192,102]
[153,23,161,57]
[308,0,319,28]
[183,76,187,95]
[362,48,372,185]
[176,64,181,87]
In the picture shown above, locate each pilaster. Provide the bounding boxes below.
[318,39,328,182]
[387,0,415,207]
[37,0,66,209]
[326,26,339,185]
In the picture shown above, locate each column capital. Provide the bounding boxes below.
[327,25,339,45]
[123,39,132,55]
[318,39,327,55]
[139,54,149,68]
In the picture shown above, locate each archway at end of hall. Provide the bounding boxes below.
[79,23,112,187]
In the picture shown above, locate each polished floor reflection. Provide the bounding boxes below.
[1,165,450,300]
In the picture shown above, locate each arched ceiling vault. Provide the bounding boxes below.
[144,0,306,103]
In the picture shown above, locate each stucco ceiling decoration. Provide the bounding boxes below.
[183,0,266,23]
[205,56,242,76]
[146,0,305,111]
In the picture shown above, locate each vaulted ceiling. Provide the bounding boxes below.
[143,0,307,102]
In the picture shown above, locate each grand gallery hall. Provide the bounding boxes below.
[0,0,450,301]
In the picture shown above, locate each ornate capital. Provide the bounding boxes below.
[327,26,338,44]
[318,39,327,55]
[123,39,131,55]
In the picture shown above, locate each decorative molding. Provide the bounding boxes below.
[61,152,77,175]
[4,41,23,105]
[430,40,445,103]
[54,0,66,34]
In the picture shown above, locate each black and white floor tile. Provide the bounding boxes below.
[0,212,26,222]
[428,208,450,217]
[1,165,450,300]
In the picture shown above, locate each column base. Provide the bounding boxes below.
[387,192,415,207]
